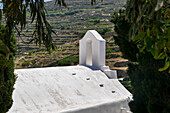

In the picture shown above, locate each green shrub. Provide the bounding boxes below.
[31,59,35,64]
[106,48,115,54]
[80,28,112,39]
[56,55,79,66]
[64,10,83,16]
[97,28,112,36]
[22,61,30,67]
[128,52,169,113]
[0,24,17,113]
[28,49,37,55]
[95,6,101,9]
[80,32,86,38]
[120,76,132,93]
[59,26,65,30]
[86,19,100,25]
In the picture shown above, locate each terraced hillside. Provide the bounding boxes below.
[15,0,129,79]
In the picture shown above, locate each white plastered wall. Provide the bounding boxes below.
[79,30,105,68]
[8,31,132,113]
[79,30,117,79]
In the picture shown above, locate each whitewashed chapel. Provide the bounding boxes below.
[8,30,132,113]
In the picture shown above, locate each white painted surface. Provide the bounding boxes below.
[8,66,132,113]
[79,30,117,79]
[8,30,132,113]
[79,30,105,68]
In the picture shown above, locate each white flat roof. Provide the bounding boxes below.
[8,66,131,113]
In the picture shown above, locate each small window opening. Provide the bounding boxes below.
[86,78,90,80]
[72,73,76,75]
[99,84,104,87]
[112,91,115,93]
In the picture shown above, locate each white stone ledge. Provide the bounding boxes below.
[100,66,117,79]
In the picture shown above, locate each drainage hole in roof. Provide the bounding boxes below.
[86,78,90,80]
[112,91,115,93]
[72,73,76,75]
[99,84,104,87]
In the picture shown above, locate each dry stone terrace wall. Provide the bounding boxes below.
[15,0,126,55]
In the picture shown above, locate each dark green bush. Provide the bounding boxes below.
[56,55,79,66]
[111,10,170,113]
[97,28,112,36]
[64,10,83,16]
[0,24,17,113]
[86,19,100,25]
[120,76,132,93]
[80,28,111,39]
[95,6,101,9]
[110,11,138,62]
[106,48,115,54]
[128,52,169,113]
[22,61,30,67]
[28,49,37,55]
[80,32,86,38]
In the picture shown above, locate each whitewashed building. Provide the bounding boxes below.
[8,30,132,113]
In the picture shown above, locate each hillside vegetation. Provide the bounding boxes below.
[14,0,128,78]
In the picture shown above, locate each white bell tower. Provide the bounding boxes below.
[79,30,117,79]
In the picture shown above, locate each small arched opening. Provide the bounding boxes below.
[79,30,106,68]
[86,39,92,66]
